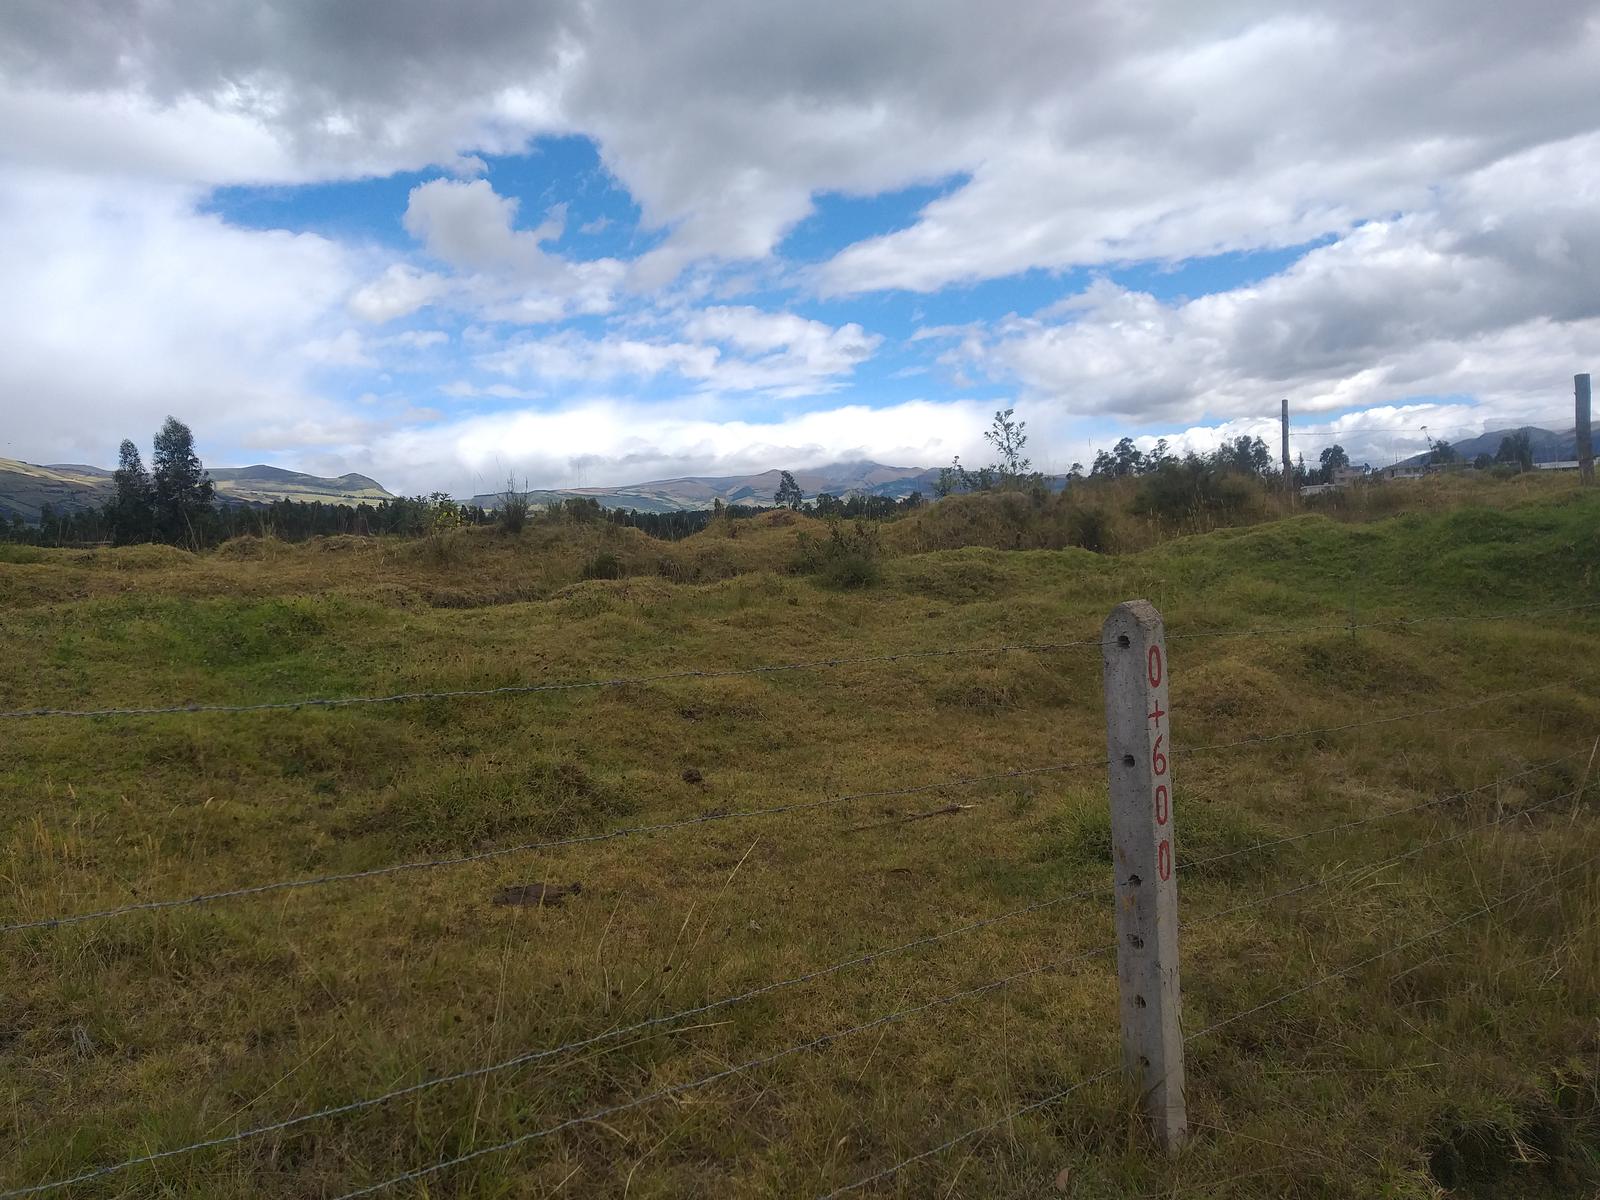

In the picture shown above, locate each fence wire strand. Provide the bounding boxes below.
[18,757,1576,1200]
[0,641,1099,721]
[0,758,1106,935]
[0,889,1112,1195]
[1165,598,1600,643]
[817,850,1594,1198]
[6,680,1580,935]
[3,598,1594,723]
[11,755,1580,1196]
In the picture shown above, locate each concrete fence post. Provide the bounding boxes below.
[1577,373,1593,485]
[1101,600,1187,1152]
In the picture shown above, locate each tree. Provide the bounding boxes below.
[774,470,804,509]
[1318,444,1349,484]
[1144,438,1176,474]
[1210,435,1273,478]
[150,416,215,546]
[1495,430,1534,471]
[984,407,1033,485]
[1428,439,1460,466]
[1473,452,1493,470]
[108,437,155,545]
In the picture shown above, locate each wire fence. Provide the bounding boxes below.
[3,598,1596,722]
[1,599,1596,1198]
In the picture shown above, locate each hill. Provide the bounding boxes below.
[467,459,942,512]
[1394,424,1576,467]
[0,458,393,523]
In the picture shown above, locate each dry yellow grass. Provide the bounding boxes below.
[1,476,1598,1198]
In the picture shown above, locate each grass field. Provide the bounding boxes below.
[3,476,1599,1198]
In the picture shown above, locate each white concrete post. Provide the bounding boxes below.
[1101,600,1186,1152]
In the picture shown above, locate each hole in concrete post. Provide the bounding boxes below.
[1117,634,1131,648]
[1128,934,1144,949]
[1134,994,1147,1008]
[1122,754,1136,767]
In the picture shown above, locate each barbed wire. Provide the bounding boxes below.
[320,939,1121,1200]
[817,844,1593,1198]
[1179,751,1584,873]
[7,680,1578,935]
[0,640,1100,721]
[1184,852,1591,1043]
[0,888,1111,1195]
[17,762,1573,1200]
[0,758,1107,935]
[1178,680,1572,759]
[1165,599,1600,643]
[9,754,1580,1196]
[3,600,1595,723]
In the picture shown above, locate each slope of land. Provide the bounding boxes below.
[2,474,1598,1198]
[0,458,393,522]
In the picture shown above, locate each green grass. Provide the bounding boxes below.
[2,478,1599,1198]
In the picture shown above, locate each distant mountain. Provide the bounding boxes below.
[468,460,945,514]
[1394,426,1576,467]
[0,458,393,523]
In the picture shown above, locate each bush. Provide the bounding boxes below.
[1133,460,1264,527]
[1066,506,1112,553]
[498,476,530,535]
[581,551,625,580]
[794,520,881,588]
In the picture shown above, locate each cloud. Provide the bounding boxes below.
[0,168,364,465]
[937,134,1600,428]
[347,179,626,325]
[475,307,881,398]
[349,264,450,322]
[326,396,991,495]
[4,1,1595,289]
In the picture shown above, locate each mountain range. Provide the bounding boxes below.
[0,459,392,523]
[4,424,1583,525]
[465,461,943,514]
[1392,425,1578,467]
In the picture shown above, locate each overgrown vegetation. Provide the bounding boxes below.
[2,467,1598,1199]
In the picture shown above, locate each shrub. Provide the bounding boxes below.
[498,476,530,535]
[794,520,881,588]
[1067,506,1112,553]
[581,551,625,580]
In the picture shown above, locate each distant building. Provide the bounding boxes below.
[1371,464,1427,481]
[1534,460,1579,472]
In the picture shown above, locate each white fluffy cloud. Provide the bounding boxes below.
[333,397,991,496]
[0,169,366,463]
[476,306,880,399]
[936,134,1600,430]
[5,2,1597,287]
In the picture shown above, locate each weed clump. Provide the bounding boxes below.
[581,551,625,580]
[794,520,881,588]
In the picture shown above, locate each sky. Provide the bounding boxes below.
[1,1,1598,497]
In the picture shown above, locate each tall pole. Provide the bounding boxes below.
[1101,600,1186,1152]
[1578,373,1594,485]
[1281,398,1293,497]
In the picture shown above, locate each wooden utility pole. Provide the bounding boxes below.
[1101,600,1186,1152]
[1281,399,1293,498]
[1578,373,1593,485]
